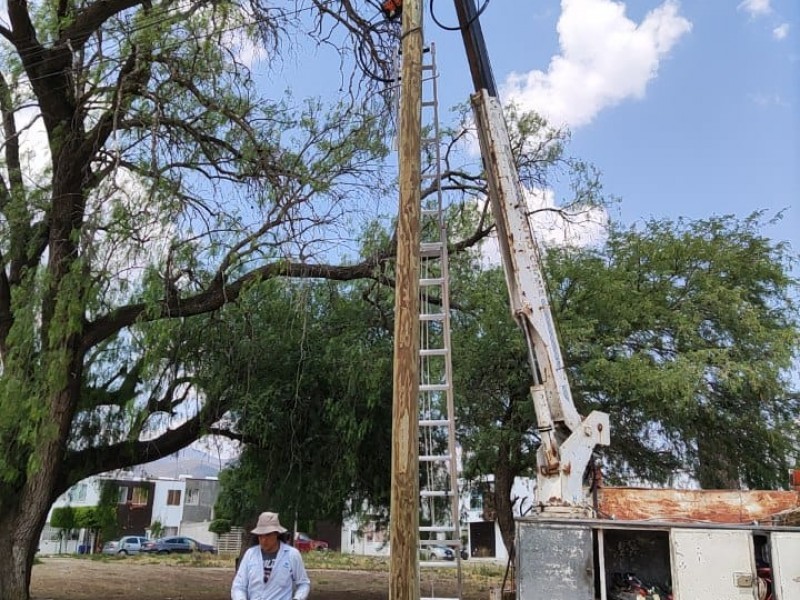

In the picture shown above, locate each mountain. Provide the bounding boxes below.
[132,447,233,479]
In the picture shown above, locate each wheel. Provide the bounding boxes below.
[118,550,128,556]
[157,549,169,555]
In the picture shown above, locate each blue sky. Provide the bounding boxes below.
[423,0,798,252]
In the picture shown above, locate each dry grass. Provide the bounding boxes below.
[83,550,506,585]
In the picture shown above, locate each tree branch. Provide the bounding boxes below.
[81,254,392,351]
[58,395,230,497]
[58,0,149,50]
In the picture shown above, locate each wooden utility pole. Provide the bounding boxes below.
[389,1,423,599]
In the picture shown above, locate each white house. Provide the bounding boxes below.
[150,477,187,536]
[340,475,536,563]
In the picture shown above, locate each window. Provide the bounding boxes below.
[185,488,200,506]
[70,483,87,503]
[469,488,483,511]
[131,486,149,506]
[166,489,182,506]
[118,486,129,504]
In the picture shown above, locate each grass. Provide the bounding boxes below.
[49,550,507,585]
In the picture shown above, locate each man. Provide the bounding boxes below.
[232,512,311,600]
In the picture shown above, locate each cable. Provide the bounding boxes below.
[430,0,491,32]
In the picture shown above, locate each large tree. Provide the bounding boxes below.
[207,106,605,535]
[454,213,799,552]
[0,1,428,597]
[210,278,395,533]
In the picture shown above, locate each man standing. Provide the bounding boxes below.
[232,512,311,600]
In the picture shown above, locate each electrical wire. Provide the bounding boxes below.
[430,0,491,32]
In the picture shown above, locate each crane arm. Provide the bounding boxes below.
[453,0,609,507]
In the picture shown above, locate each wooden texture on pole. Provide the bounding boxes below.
[390,2,423,600]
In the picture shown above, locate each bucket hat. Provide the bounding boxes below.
[251,512,288,535]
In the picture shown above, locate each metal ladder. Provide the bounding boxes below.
[417,42,463,600]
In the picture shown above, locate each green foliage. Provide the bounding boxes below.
[212,279,394,527]
[208,518,232,535]
[50,506,76,531]
[149,520,164,539]
[454,212,799,491]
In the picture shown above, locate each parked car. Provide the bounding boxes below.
[101,535,149,556]
[423,544,455,561]
[293,532,329,552]
[140,536,217,554]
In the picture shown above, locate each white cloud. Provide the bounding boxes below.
[773,23,790,40]
[501,0,692,130]
[738,0,772,18]
[749,92,789,107]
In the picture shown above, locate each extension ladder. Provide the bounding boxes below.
[417,41,463,600]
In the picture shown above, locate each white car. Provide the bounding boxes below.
[102,535,149,555]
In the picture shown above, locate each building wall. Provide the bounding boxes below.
[115,479,155,535]
[179,520,217,546]
[151,479,186,530]
[181,478,219,523]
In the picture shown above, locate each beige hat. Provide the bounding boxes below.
[251,512,287,535]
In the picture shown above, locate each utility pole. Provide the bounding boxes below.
[389,1,423,599]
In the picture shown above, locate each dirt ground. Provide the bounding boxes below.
[31,557,499,600]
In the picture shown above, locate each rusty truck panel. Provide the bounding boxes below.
[598,487,800,523]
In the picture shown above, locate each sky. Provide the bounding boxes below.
[424,0,799,252]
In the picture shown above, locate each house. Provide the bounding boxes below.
[39,476,155,554]
[37,474,220,554]
[340,476,536,563]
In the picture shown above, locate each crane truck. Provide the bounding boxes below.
[449,3,800,600]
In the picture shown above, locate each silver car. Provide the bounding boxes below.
[102,535,149,555]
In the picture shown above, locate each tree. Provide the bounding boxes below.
[210,279,394,532]
[453,213,799,553]
[0,1,434,597]
[206,101,604,543]
[48,506,76,554]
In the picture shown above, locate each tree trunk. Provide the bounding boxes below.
[0,497,48,600]
[697,431,740,490]
[493,440,517,556]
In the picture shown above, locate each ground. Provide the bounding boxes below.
[31,556,505,600]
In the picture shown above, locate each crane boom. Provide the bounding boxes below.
[453,0,609,508]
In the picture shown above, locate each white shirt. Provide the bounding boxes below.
[231,542,311,600]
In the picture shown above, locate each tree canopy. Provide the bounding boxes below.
[453,212,799,551]
[0,1,422,597]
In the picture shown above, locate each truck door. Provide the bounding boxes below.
[770,531,800,600]
[670,529,756,599]
[516,522,593,600]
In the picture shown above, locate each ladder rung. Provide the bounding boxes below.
[420,490,454,497]
[419,419,450,427]
[422,64,434,71]
[420,313,446,322]
[420,348,447,357]
[422,101,436,108]
[419,525,456,533]
[420,539,461,547]
[421,209,440,217]
[420,383,449,392]
[421,137,437,144]
[420,278,444,287]
[420,454,451,462]
[419,560,458,568]
[420,242,442,255]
